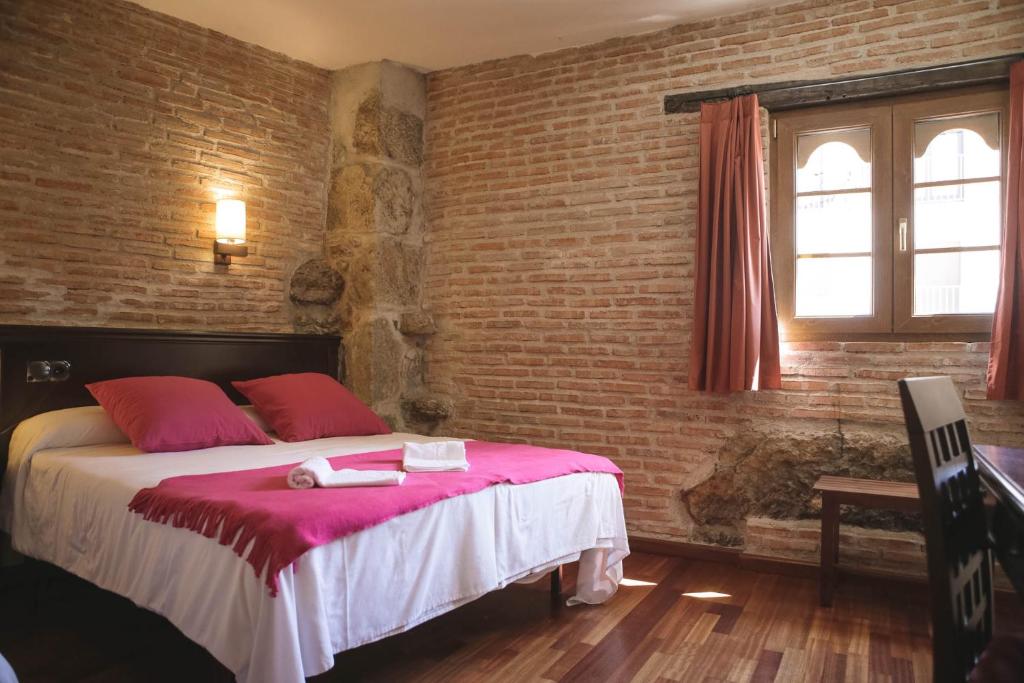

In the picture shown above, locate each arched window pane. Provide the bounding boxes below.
[914,115,1000,184]
[796,129,871,193]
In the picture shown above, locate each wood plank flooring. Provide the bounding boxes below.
[1,551,1021,681]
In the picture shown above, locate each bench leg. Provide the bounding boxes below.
[820,495,840,607]
[550,564,563,606]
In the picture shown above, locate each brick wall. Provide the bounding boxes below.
[422,0,1024,569]
[0,0,330,332]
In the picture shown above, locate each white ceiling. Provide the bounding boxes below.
[131,0,789,72]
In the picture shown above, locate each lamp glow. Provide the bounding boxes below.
[215,199,246,244]
[213,198,248,265]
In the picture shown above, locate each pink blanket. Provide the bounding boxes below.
[128,441,624,595]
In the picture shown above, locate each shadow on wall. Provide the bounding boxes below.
[681,426,920,547]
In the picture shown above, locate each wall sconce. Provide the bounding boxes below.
[213,198,248,265]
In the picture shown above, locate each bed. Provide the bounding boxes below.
[0,325,629,683]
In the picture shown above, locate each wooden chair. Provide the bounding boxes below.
[898,376,1014,683]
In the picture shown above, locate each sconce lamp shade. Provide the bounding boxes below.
[215,199,246,244]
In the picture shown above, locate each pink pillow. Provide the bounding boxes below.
[86,376,274,453]
[232,373,391,442]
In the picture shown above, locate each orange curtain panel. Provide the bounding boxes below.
[988,61,1024,400]
[689,94,782,393]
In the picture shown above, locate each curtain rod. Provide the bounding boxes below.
[664,54,1022,115]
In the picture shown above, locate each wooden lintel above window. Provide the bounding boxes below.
[663,54,1022,115]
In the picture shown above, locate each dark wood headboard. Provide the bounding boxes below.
[0,325,341,475]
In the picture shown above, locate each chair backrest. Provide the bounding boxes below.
[898,376,993,683]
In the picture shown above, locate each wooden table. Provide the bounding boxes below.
[973,445,1024,596]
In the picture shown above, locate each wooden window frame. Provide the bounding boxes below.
[892,89,1009,335]
[770,86,1010,342]
[773,103,893,337]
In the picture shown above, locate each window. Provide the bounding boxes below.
[771,89,1009,339]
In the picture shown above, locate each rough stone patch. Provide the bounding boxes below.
[377,238,421,306]
[352,92,423,167]
[345,317,404,405]
[329,163,415,241]
[374,166,415,235]
[289,258,344,305]
[682,428,919,539]
[380,107,423,167]
[332,164,375,235]
[399,310,435,336]
[291,309,341,335]
[402,396,454,423]
[352,92,383,157]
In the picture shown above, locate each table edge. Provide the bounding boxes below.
[974,444,1024,516]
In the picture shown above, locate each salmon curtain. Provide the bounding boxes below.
[987,61,1024,400]
[689,94,781,393]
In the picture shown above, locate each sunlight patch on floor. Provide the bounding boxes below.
[619,577,658,587]
[682,591,731,599]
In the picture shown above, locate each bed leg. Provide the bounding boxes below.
[550,564,563,606]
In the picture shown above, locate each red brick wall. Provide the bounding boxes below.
[422,0,1024,565]
[0,0,329,331]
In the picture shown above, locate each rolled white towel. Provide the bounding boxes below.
[287,456,406,489]
[402,441,469,472]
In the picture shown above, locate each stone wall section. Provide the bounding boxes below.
[325,61,449,429]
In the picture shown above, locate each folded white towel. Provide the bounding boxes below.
[402,441,469,472]
[287,457,406,489]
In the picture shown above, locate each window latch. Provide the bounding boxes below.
[898,218,908,252]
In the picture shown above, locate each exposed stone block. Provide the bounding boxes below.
[291,309,341,335]
[381,107,423,167]
[328,163,415,241]
[352,91,423,167]
[374,166,415,235]
[377,238,421,306]
[399,311,435,336]
[330,164,375,235]
[345,317,404,406]
[682,428,918,536]
[402,396,454,423]
[335,243,376,310]
[289,258,344,305]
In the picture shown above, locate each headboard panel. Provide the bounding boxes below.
[0,325,341,472]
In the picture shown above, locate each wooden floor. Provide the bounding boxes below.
[1,551,1021,682]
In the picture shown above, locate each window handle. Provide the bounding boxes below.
[899,218,908,252]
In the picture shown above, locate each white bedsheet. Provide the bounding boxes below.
[1,432,628,682]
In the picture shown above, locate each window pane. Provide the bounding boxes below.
[914,250,999,315]
[914,180,1001,249]
[914,113,1000,184]
[796,192,871,254]
[796,128,871,193]
[796,256,872,317]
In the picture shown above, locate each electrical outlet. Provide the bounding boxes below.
[50,360,71,381]
[26,360,72,383]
